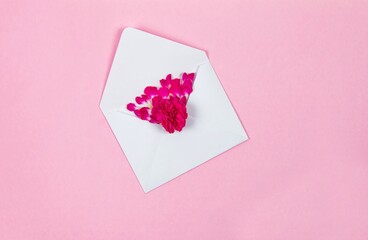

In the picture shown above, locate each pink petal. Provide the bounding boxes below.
[139,107,150,120]
[144,86,158,96]
[171,78,180,87]
[182,72,187,82]
[187,73,195,83]
[135,96,143,104]
[158,87,169,98]
[127,103,136,111]
[160,79,168,87]
[170,79,182,95]
[179,97,187,105]
[160,74,172,87]
[134,109,141,118]
[151,95,162,106]
[149,118,158,123]
[141,94,149,102]
[182,80,193,95]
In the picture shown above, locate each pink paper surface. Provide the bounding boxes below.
[1,0,367,239]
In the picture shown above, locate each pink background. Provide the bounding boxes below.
[1,0,368,239]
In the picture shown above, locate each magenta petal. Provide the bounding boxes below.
[179,97,187,105]
[151,95,162,106]
[127,103,136,111]
[134,109,141,117]
[182,85,192,95]
[159,75,172,88]
[182,80,193,95]
[171,78,180,87]
[170,86,181,95]
[158,87,169,98]
[144,86,158,96]
[141,94,149,102]
[160,79,167,87]
[187,73,195,83]
[182,72,187,82]
[135,96,143,104]
[170,79,181,95]
[139,107,149,120]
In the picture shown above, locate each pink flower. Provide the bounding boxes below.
[151,96,188,133]
[126,72,195,133]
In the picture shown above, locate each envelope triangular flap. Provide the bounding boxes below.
[100,27,208,114]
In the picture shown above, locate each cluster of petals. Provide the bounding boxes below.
[127,73,195,133]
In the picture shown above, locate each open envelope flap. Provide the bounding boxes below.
[100,27,208,115]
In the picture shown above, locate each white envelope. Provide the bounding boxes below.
[100,27,248,192]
